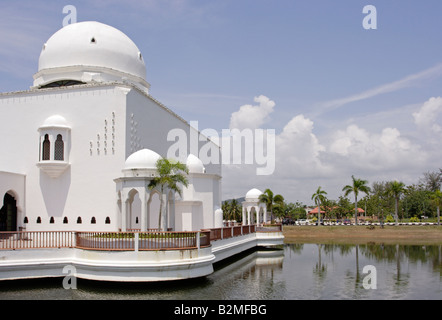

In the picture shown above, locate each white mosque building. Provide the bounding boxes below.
[0,21,223,233]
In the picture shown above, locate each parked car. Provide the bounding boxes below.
[297,219,308,225]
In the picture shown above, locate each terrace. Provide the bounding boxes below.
[0,224,284,282]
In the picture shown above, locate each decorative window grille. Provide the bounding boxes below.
[54,134,64,161]
[42,134,50,160]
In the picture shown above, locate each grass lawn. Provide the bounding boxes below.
[283,225,442,245]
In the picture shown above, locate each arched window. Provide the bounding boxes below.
[23,217,28,224]
[54,134,64,161]
[36,217,42,224]
[63,217,68,224]
[38,116,71,178]
[50,217,55,224]
[105,217,111,224]
[77,217,82,224]
[42,134,50,160]
[91,217,96,224]
[1,193,17,231]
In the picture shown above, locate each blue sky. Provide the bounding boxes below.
[1,0,442,204]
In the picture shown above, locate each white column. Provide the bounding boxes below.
[134,233,139,252]
[242,206,247,225]
[147,192,154,231]
[116,190,122,232]
[121,200,127,232]
[49,133,56,161]
[140,190,147,231]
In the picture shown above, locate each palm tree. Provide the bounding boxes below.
[148,158,189,231]
[342,176,371,225]
[272,199,286,220]
[386,180,406,225]
[221,201,231,221]
[223,199,242,222]
[230,199,242,222]
[420,170,442,192]
[259,189,284,223]
[311,187,327,226]
[430,190,442,225]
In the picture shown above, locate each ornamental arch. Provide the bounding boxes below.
[0,192,18,231]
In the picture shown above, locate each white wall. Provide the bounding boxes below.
[126,89,222,230]
[175,201,203,231]
[0,85,128,231]
[125,89,222,176]
[0,83,223,232]
[177,173,222,230]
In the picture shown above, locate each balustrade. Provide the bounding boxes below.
[0,224,279,251]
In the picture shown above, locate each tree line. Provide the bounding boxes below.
[222,169,442,225]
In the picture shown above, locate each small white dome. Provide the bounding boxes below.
[124,149,162,170]
[245,188,263,200]
[40,115,70,129]
[186,154,205,173]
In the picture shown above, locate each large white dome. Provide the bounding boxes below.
[34,21,149,91]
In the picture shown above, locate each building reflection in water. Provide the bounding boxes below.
[209,247,285,300]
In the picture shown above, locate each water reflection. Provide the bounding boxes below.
[284,243,441,299]
[0,244,440,300]
[208,248,285,300]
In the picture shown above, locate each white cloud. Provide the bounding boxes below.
[222,100,329,200]
[276,114,327,175]
[413,96,442,133]
[329,125,370,156]
[328,124,423,171]
[222,95,439,203]
[229,95,275,130]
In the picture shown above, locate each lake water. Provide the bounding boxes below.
[0,243,440,300]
